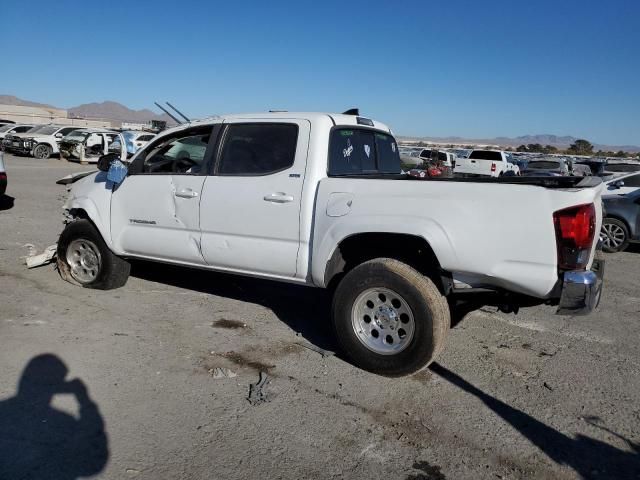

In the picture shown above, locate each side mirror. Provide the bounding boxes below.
[55,133,63,138]
[97,153,119,172]
[610,180,625,189]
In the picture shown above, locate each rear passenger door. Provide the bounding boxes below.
[199,120,310,278]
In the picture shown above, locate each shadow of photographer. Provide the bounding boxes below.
[0,354,108,479]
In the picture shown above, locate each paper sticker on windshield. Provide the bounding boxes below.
[343,139,354,158]
[364,144,371,158]
[391,143,396,153]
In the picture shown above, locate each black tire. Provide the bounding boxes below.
[33,143,52,159]
[332,258,450,376]
[57,219,130,289]
[601,218,630,253]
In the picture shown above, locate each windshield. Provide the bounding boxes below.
[0,124,15,133]
[63,131,91,142]
[34,126,60,136]
[25,125,49,134]
[528,161,561,169]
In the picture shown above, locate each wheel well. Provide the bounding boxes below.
[604,215,631,234]
[324,233,446,293]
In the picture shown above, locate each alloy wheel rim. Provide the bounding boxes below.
[351,287,415,355]
[66,239,102,284]
[602,223,625,249]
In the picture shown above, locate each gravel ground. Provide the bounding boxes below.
[0,154,639,480]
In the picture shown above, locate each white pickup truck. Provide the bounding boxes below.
[454,149,520,177]
[58,111,604,376]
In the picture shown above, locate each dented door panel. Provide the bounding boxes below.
[110,174,206,264]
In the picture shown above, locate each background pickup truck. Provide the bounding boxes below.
[58,111,604,376]
[454,149,520,177]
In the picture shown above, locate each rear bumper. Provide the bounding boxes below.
[556,258,604,315]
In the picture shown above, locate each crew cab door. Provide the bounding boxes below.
[199,120,310,277]
[110,125,218,264]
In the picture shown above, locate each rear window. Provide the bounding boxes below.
[528,161,561,169]
[329,128,400,175]
[468,150,502,161]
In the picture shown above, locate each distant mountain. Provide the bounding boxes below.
[0,95,175,126]
[398,133,640,153]
[0,95,56,109]
[68,101,175,125]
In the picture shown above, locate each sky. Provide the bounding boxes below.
[1,0,639,146]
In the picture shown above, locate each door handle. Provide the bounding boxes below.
[263,192,294,203]
[174,189,198,198]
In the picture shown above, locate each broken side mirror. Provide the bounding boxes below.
[97,153,119,172]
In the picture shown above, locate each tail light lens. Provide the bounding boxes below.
[553,203,596,270]
[491,163,496,172]
[0,172,6,181]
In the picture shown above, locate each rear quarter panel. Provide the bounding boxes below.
[312,178,603,298]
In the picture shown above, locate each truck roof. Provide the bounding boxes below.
[158,112,392,137]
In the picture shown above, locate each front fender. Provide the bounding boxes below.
[63,171,115,250]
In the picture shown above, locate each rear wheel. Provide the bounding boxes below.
[332,258,450,376]
[57,219,130,289]
[33,143,52,159]
[601,218,629,253]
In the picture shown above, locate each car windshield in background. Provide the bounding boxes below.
[64,131,91,142]
[26,125,49,134]
[35,126,60,135]
[468,151,502,161]
[528,161,561,169]
[0,125,15,133]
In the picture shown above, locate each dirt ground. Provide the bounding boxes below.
[1,154,639,480]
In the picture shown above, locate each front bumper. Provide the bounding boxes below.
[556,258,604,315]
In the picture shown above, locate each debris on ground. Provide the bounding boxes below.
[296,340,335,358]
[208,367,237,379]
[247,371,269,405]
[24,244,57,268]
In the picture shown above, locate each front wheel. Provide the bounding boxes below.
[332,258,450,376]
[33,143,52,159]
[601,218,629,253]
[57,219,130,289]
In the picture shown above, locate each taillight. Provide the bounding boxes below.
[491,163,496,172]
[553,203,596,270]
[0,172,6,181]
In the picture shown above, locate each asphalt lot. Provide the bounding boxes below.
[1,154,639,480]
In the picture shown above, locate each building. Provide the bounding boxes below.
[0,104,111,128]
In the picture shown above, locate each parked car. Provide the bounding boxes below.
[604,163,640,173]
[120,131,156,157]
[453,150,520,177]
[1,124,54,153]
[601,189,640,252]
[523,159,571,176]
[7,125,81,159]
[59,129,125,163]
[0,124,35,150]
[58,111,604,376]
[603,171,640,196]
[0,152,6,196]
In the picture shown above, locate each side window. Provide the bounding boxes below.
[59,127,77,136]
[624,174,640,187]
[329,128,399,175]
[217,124,298,175]
[16,126,31,133]
[138,128,212,174]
